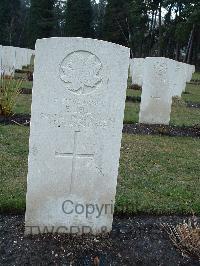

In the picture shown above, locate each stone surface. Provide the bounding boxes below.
[170,61,186,97]
[15,47,29,69]
[192,65,195,74]
[139,57,172,125]
[30,53,35,67]
[130,58,144,86]
[14,47,21,70]
[182,63,188,92]
[28,50,35,66]
[186,64,194,82]
[167,59,177,97]
[25,37,130,235]
[1,46,16,75]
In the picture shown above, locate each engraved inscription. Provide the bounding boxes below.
[151,96,161,99]
[55,131,95,193]
[59,51,103,95]
[40,110,115,129]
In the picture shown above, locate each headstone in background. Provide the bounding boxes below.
[30,53,35,67]
[182,63,188,92]
[15,48,24,70]
[130,58,144,86]
[187,64,193,82]
[171,62,186,97]
[1,46,16,75]
[167,59,175,97]
[192,65,195,75]
[139,57,172,125]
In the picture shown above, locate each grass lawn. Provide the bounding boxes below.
[117,134,200,214]
[192,72,200,80]
[15,94,32,114]
[0,78,32,90]
[0,125,29,212]
[0,125,200,214]
[124,102,140,124]
[21,80,32,89]
[170,98,200,126]
[182,84,200,103]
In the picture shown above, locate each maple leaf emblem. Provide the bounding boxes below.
[60,51,102,95]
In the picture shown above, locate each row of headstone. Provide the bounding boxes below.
[130,57,195,125]
[0,45,35,75]
[25,37,197,235]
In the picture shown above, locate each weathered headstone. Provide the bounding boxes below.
[139,57,172,125]
[30,53,35,67]
[186,64,194,82]
[25,37,130,235]
[182,63,188,92]
[130,58,144,86]
[167,59,176,97]
[192,65,195,74]
[1,46,16,75]
[15,47,24,70]
[170,61,187,97]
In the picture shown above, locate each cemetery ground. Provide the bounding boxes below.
[0,71,200,265]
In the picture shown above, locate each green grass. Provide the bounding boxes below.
[116,134,200,214]
[15,94,32,114]
[192,72,200,80]
[0,125,199,214]
[0,125,29,212]
[170,98,200,127]
[182,84,200,103]
[0,78,32,89]
[124,102,140,123]
[21,80,32,89]
[126,88,141,98]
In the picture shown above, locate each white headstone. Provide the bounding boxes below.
[188,64,194,81]
[27,50,32,65]
[1,46,16,75]
[170,62,187,97]
[22,48,27,66]
[15,47,21,70]
[167,59,178,97]
[139,57,172,125]
[15,47,24,70]
[25,37,130,235]
[131,58,144,86]
[192,65,195,74]
[181,63,188,92]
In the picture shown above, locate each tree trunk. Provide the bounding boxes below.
[158,2,162,56]
[187,24,195,64]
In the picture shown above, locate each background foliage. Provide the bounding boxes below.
[0,0,199,66]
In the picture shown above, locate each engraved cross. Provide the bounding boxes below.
[55,131,94,193]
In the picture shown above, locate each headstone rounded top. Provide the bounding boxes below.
[36,37,130,52]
